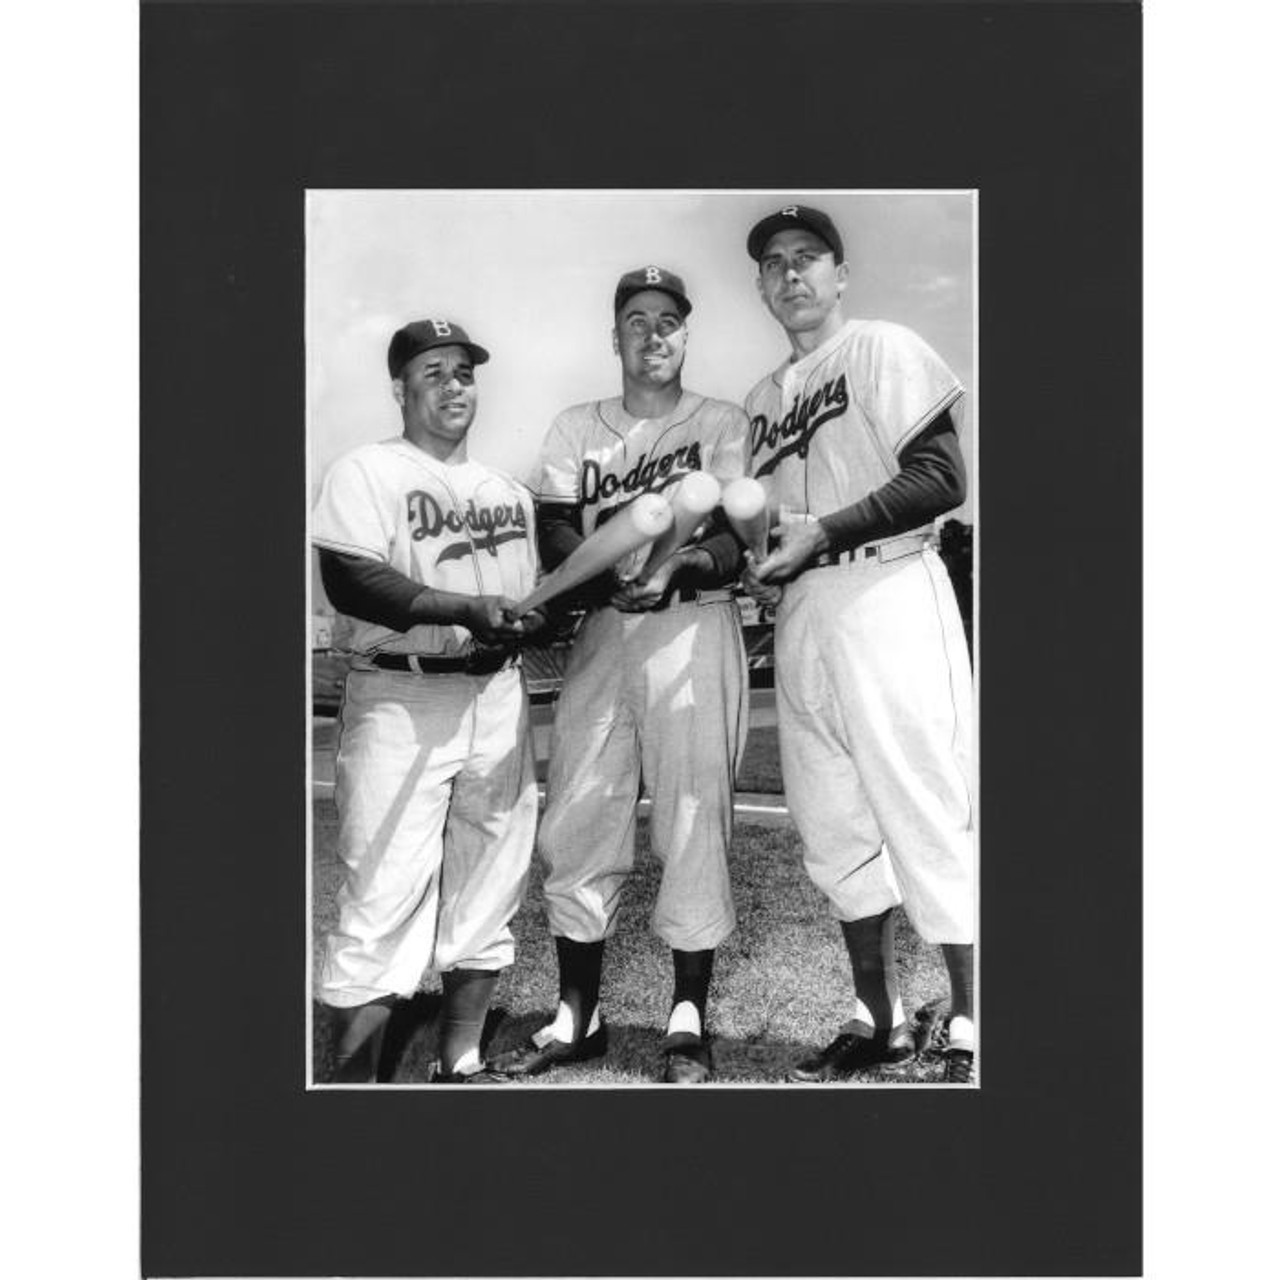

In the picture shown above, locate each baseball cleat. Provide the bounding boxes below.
[488,1024,609,1077]
[941,1048,975,1084]
[911,998,947,1058]
[659,1032,713,1084]
[787,1025,914,1083]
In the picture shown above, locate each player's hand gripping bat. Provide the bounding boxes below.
[511,492,674,618]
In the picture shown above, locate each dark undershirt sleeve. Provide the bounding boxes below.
[817,411,966,552]
[535,500,615,610]
[318,550,427,633]
[535,500,585,571]
[684,508,746,586]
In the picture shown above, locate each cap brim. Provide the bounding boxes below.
[390,338,490,378]
[614,286,692,318]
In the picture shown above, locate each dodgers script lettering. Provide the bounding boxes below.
[406,490,528,557]
[751,374,849,476]
[580,443,703,504]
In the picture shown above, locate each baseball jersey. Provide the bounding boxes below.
[538,391,749,532]
[312,437,537,657]
[743,318,963,520]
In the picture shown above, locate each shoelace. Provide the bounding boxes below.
[943,1051,974,1083]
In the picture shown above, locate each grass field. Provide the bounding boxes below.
[311,798,955,1087]
[733,724,784,795]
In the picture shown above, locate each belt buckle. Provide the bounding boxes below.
[874,535,926,565]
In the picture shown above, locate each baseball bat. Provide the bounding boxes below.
[721,477,770,559]
[513,493,673,617]
[635,471,722,577]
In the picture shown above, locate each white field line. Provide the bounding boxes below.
[310,778,789,819]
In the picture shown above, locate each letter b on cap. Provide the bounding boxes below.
[644,267,663,285]
[430,320,453,337]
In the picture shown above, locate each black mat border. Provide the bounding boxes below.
[141,3,1141,1275]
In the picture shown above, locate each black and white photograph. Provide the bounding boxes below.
[307,190,979,1089]
[129,2,1157,1275]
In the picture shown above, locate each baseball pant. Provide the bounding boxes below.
[319,665,538,1008]
[774,546,975,944]
[539,600,749,951]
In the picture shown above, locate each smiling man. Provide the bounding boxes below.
[311,318,546,1084]
[742,205,977,1085]
[490,267,750,1085]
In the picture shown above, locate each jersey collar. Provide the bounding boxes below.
[599,388,701,434]
[774,319,857,394]
[386,436,477,475]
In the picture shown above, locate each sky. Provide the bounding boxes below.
[307,190,976,514]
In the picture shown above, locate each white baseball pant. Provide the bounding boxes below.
[539,600,749,951]
[319,665,538,1008]
[774,546,975,944]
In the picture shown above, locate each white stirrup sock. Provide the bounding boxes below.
[449,1048,483,1076]
[532,1000,600,1047]
[665,1000,702,1038]
[851,996,906,1030]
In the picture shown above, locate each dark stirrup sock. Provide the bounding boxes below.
[839,909,901,1033]
[332,994,397,1081]
[671,948,715,1028]
[941,942,975,1023]
[438,968,499,1074]
[554,937,606,1040]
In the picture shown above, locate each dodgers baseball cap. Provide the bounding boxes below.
[387,320,490,378]
[613,266,693,319]
[747,204,845,264]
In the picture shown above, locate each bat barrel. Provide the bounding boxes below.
[641,472,721,574]
[514,493,673,615]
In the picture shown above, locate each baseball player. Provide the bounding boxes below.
[312,319,545,1084]
[741,206,977,1084]
[490,267,750,1084]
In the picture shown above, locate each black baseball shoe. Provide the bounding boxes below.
[659,1031,713,1084]
[787,1025,914,1083]
[941,1047,975,1084]
[488,1024,609,1078]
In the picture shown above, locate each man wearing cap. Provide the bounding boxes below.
[311,318,546,1083]
[490,267,750,1084]
[742,205,977,1084]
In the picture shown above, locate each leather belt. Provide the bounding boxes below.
[368,649,517,676]
[812,533,929,569]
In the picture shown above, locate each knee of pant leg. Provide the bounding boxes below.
[906,906,976,947]
[885,856,974,945]
[652,903,736,953]
[807,848,903,920]
[544,874,627,943]
[435,935,515,973]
